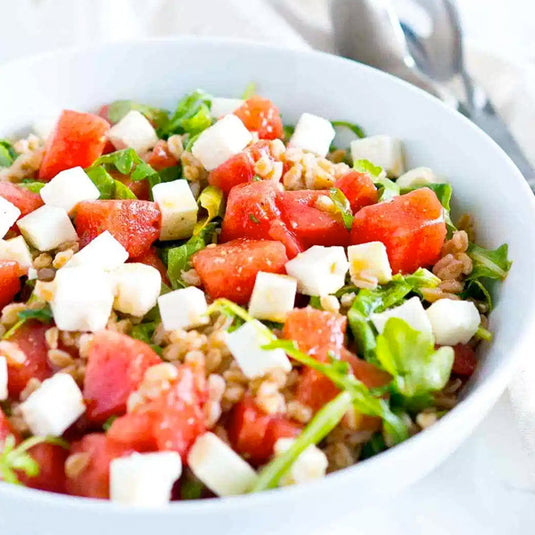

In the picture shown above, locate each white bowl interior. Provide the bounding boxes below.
[1,38,535,535]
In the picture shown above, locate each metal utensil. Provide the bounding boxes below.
[330,0,535,187]
[400,0,535,184]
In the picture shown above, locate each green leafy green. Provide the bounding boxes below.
[331,120,365,139]
[113,179,137,199]
[354,159,399,201]
[354,159,383,178]
[283,124,295,141]
[476,325,492,342]
[130,322,157,344]
[103,416,118,432]
[376,317,454,399]
[252,391,353,491]
[329,188,354,230]
[309,296,322,309]
[461,279,492,310]
[194,185,224,234]
[360,433,387,460]
[404,268,441,297]
[404,182,455,230]
[241,82,256,100]
[18,180,46,193]
[0,435,69,485]
[17,305,53,324]
[107,100,169,130]
[158,165,181,183]
[206,298,257,332]
[167,223,218,289]
[180,473,205,500]
[266,340,408,445]
[0,140,17,168]
[467,243,511,282]
[162,90,213,137]
[85,167,116,199]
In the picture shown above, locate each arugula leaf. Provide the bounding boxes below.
[354,159,399,202]
[266,340,408,445]
[329,188,353,230]
[252,391,353,491]
[206,298,257,332]
[0,435,69,485]
[181,473,205,500]
[130,322,157,344]
[331,120,365,139]
[360,433,387,460]
[309,296,322,309]
[241,82,256,100]
[354,159,383,178]
[0,140,17,168]
[163,90,213,137]
[158,165,181,184]
[375,317,454,399]
[404,182,455,231]
[85,167,115,199]
[18,180,46,193]
[283,124,295,141]
[167,223,218,289]
[113,179,137,199]
[194,185,224,234]
[107,100,169,130]
[404,268,441,296]
[17,305,53,324]
[461,279,492,310]
[466,243,511,282]
[103,416,118,432]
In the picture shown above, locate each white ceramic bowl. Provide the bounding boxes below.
[1,38,535,535]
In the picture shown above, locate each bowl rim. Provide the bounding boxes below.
[1,35,535,514]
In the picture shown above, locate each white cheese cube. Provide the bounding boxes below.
[274,438,328,486]
[110,452,182,507]
[0,197,21,238]
[248,272,297,322]
[351,135,405,177]
[152,180,198,241]
[288,112,336,157]
[40,166,100,213]
[0,236,32,269]
[426,299,480,345]
[111,263,161,317]
[191,114,252,171]
[19,373,85,436]
[51,266,114,331]
[396,167,440,189]
[64,231,128,270]
[225,320,291,378]
[0,356,7,401]
[158,286,208,331]
[17,205,77,251]
[210,97,244,118]
[188,432,258,496]
[108,110,159,154]
[285,245,349,296]
[347,242,392,289]
[371,296,432,336]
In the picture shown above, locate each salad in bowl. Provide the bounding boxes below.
[0,85,510,506]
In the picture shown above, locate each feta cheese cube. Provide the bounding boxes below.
[188,432,258,496]
[426,299,480,345]
[152,180,198,241]
[225,320,291,378]
[158,286,208,331]
[351,135,405,177]
[210,97,244,118]
[371,296,432,336]
[347,242,392,288]
[288,112,336,157]
[19,373,85,436]
[17,205,77,251]
[110,452,182,507]
[248,272,297,322]
[51,266,114,331]
[396,167,440,189]
[0,197,21,238]
[0,356,7,401]
[111,263,161,317]
[108,110,159,154]
[40,166,100,212]
[285,245,349,296]
[191,114,252,171]
[274,438,328,485]
[0,236,32,269]
[64,231,128,270]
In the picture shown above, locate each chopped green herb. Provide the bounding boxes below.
[283,124,295,141]
[376,317,454,399]
[248,213,260,224]
[328,187,353,230]
[252,391,353,491]
[162,90,213,138]
[241,82,256,100]
[166,223,218,289]
[331,120,365,139]
[354,159,383,178]
[17,305,53,324]
[107,100,169,130]
[18,180,46,193]
[194,185,224,234]
[0,435,69,485]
